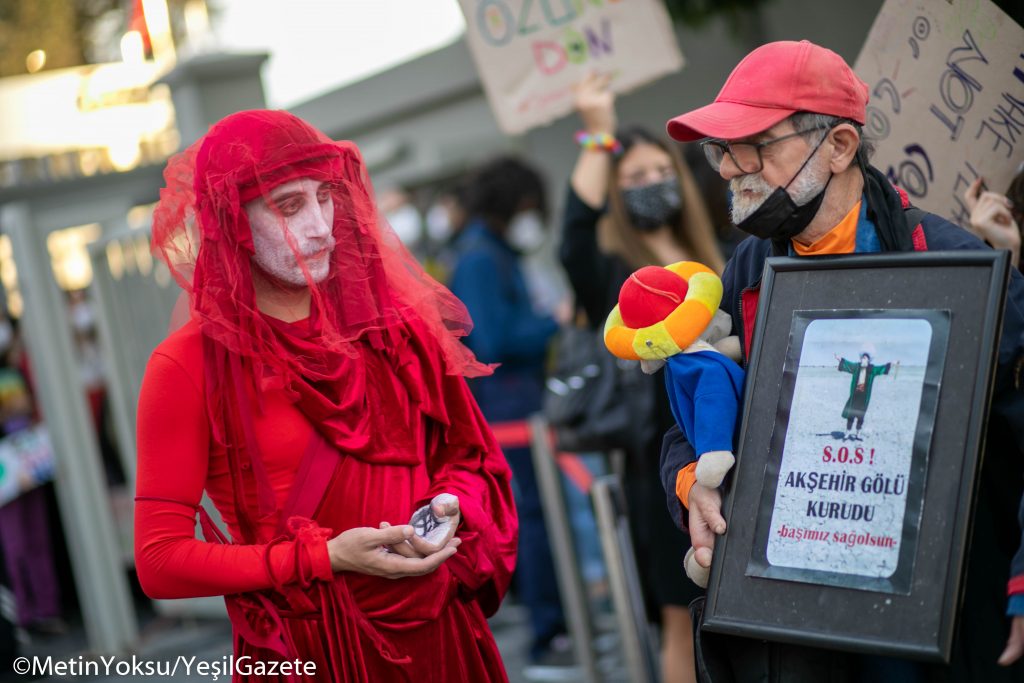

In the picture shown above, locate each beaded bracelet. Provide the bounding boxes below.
[575,130,623,155]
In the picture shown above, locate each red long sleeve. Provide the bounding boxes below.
[134,325,332,599]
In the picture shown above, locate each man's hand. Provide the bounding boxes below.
[999,615,1024,666]
[326,525,459,578]
[688,483,726,570]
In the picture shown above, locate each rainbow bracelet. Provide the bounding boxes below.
[575,131,623,155]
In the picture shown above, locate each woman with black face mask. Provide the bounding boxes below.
[557,72,726,683]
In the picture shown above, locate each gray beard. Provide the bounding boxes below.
[728,157,830,225]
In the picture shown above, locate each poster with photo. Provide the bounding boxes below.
[747,309,949,594]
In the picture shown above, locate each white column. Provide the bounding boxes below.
[2,201,138,654]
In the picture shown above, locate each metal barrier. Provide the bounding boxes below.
[592,474,660,683]
[528,414,603,682]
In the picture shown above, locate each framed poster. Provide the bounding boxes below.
[702,251,1011,662]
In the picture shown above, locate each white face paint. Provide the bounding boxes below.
[245,177,336,287]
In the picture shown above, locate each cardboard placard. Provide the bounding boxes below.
[854,0,1024,226]
[457,0,684,134]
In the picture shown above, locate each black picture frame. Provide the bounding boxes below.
[702,251,1011,663]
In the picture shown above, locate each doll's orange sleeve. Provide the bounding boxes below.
[675,462,698,509]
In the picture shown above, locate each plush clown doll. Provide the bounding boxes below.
[604,262,744,586]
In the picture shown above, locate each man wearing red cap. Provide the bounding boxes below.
[661,40,1024,681]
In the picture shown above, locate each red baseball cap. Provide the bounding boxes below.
[667,40,869,142]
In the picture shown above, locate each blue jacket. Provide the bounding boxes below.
[449,220,558,423]
[660,189,1024,610]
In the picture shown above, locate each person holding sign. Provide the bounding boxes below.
[659,41,1024,680]
[135,110,518,682]
[560,72,726,683]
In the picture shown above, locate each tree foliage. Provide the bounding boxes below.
[662,0,775,28]
[0,0,201,78]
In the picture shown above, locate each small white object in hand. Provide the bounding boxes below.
[410,503,453,546]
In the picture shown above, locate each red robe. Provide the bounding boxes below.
[135,318,518,682]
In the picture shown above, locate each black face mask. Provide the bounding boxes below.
[735,131,833,241]
[621,179,682,232]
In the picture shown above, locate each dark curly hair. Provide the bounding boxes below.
[461,156,547,231]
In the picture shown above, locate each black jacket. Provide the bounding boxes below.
[660,174,1024,588]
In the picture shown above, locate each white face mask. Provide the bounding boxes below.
[506,211,547,253]
[245,177,336,288]
[386,204,423,248]
[71,302,94,332]
[425,203,454,243]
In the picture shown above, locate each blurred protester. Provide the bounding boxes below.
[559,72,726,683]
[0,316,64,638]
[449,156,571,664]
[662,40,1024,681]
[963,171,1023,271]
[68,289,105,425]
[135,110,518,682]
[67,289,124,487]
[423,180,470,283]
[378,187,427,259]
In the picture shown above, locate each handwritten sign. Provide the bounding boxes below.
[748,311,948,594]
[854,0,1024,226]
[457,0,684,134]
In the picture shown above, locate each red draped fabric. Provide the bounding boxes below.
[135,110,517,681]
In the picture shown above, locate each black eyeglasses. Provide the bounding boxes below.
[700,125,832,174]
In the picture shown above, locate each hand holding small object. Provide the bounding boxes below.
[380,493,461,558]
[326,525,459,578]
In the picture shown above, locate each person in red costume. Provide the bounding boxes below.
[135,109,518,682]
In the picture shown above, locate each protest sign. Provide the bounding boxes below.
[854,0,1024,226]
[457,0,684,134]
